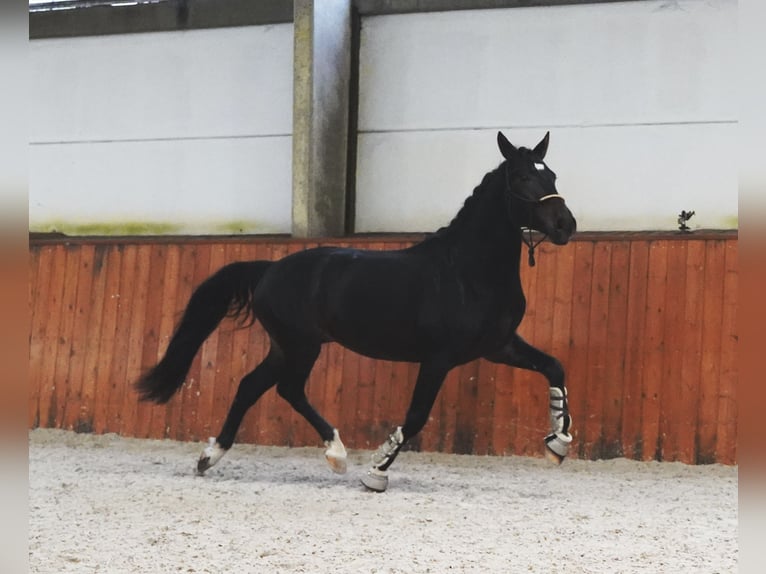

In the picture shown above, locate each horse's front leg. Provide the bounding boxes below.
[485,333,572,464]
[361,360,451,492]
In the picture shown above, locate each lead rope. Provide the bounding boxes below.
[523,226,548,267]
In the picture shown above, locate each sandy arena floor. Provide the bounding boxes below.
[29,429,737,573]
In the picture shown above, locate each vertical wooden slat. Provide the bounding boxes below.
[133,244,168,438]
[641,241,668,461]
[602,240,630,458]
[106,245,139,434]
[61,245,96,431]
[473,359,499,455]
[696,240,726,463]
[438,367,461,452]
[28,247,41,425]
[716,240,737,464]
[29,246,55,427]
[583,241,611,459]
[92,246,122,434]
[621,241,649,459]
[659,241,688,462]
[453,360,480,454]
[148,243,181,439]
[119,244,153,437]
[78,246,109,435]
[677,241,706,463]
[490,365,515,455]
[51,246,82,428]
[567,240,594,458]
[550,243,575,406]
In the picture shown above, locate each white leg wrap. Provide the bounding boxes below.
[544,388,572,463]
[197,437,226,475]
[548,387,570,435]
[371,426,404,469]
[324,429,348,474]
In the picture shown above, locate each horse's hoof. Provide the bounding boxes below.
[544,445,565,465]
[324,429,348,474]
[544,432,572,465]
[197,456,212,476]
[325,453,347,474]
[360,469,388,492]
[197,437,225,476]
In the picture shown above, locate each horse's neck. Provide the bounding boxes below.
[439,196,525,281]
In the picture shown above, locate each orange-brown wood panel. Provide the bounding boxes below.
[697,240,726,463]
[621,241,649,460]
[567,240,594,459]
[28,234,738,465]
[78,246,110,435]
[29,246,53,427]
[92,246,123,434]
[716,241,738,464]
[641,241,668,461]
[583,241,611,459]
[148,243,182,439]
[49,246,80,429]
[659,241,688,462]
[677,241,706,463]
[453,360,480,454]
[61,245,96,432]
[602,241,630,459]
[120,244,153,438]
[169,243,204,441]
[473,358,499,455]
[550,243,575,431]
[107,245,139,435]
[133,244,168,438]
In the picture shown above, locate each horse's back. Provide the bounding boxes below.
[252,245,447,359]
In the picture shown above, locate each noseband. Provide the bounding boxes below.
[504,165,565,267]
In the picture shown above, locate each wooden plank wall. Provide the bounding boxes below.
[28,233,738,464]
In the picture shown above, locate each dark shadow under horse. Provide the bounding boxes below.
[136,131,577,492]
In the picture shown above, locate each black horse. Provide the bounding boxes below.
[136,132,576,492]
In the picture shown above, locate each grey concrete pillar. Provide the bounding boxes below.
[292,0,352,238]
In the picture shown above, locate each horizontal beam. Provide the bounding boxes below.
[30,0,641,39]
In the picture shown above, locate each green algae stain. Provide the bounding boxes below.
[32,221,182,236]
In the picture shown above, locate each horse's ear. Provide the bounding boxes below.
[497,131,517,159]
[533,131,550,159]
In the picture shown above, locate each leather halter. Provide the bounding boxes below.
[504,164,565,267]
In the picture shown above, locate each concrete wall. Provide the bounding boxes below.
[355,0,737,232]
[29,24,294,235]
[29,0,738,235]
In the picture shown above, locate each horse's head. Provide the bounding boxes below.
[497,131,576,245]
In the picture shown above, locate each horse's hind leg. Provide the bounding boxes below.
[361,360,450,492]
[197,350,281,475]
[275,343,348,474]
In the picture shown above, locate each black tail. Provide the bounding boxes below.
[135,260,272,403]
